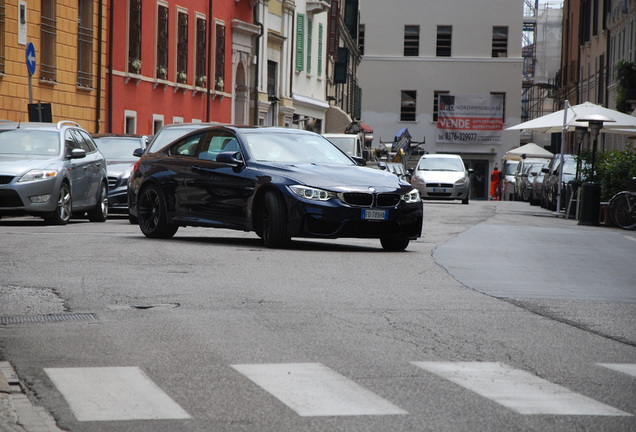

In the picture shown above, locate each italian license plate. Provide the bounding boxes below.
[362,209,388,220]
[432,188,447,193]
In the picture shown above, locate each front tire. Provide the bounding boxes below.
[44,183,72,225]
[137,184,179,239]
[380,237,410,251]
[87,182,108,222]
[261,192,289,248]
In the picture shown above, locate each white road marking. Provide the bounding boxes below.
[231,362,407,417]
[44,367,191,421]
[412,361,632,416]
[598,363,636,378]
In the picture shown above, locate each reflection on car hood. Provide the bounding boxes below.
[416,170,466,183]
[106,160,136,177]
[0,155,60,176]
[256,162,407,191]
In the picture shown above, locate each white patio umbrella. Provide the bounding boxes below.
[506,101,636,133]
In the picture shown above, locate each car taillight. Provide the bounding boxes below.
[132,160,140,174]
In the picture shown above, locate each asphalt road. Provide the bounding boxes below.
[0,200,634,432]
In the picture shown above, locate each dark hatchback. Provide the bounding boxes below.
[128,126,423,250]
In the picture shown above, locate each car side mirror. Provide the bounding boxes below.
[133,148,144,157]
[541,167,549,173]
[351,156,366,166]
[68,148,86,159]
[468,168,474,174]
[216,151,244,167]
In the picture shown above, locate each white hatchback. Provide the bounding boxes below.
[410,154,472,204]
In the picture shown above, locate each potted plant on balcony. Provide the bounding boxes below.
[196,75,207,87]
[215,77,224,91]
[156,66,168,80]
[131,58,142,74]
[177,71,188,84]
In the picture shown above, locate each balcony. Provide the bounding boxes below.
[306,1,330,14]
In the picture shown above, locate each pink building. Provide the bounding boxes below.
[107,0,255,135]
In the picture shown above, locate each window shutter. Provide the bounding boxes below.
[296,14,305,71]
[318,23,323,77]
[307,18,313,74]
[328,0,340,58]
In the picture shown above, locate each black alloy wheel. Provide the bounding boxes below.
[380,237,410,251]
[261,191,290,248]
[137,184,179,239]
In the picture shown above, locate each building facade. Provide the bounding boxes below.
[0,0,107,133]
[358,0,523,199]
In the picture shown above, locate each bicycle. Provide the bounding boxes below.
[608,178,636,230]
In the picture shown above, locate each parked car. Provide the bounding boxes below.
[501,159,519,201]
[410,154,472,204]
[145,122,222,154]
[542,154,577,210]
[518,162,543,202]
[322,133,366,162]
[92,133,148,214]
[0,121,108,224]
[513,156,552,201]
[529,162,549,205]
[128,126,423,250]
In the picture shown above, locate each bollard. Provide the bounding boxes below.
[578,182,601,226]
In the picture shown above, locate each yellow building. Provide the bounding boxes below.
[0,1,106,133]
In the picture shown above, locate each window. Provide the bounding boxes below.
[436,26,452,57]
[195,16,207,87]
[128,0,142,73]
[296,13,305,72]
[318,23,323,77]
[215,23,225,90]
[177,10,188,83]
[152,115,164,135]
[41,0,57,81]
[358,23,364,56]
[433,91,449,122]
[491,92,506,121]
[156,4,168,79]
[0,0,5,75]
[404,25,419,56]
[400,91,416,122]
[492,26,508,57]
[77,0,93,88]
[267,61,277,98]
[125,111,137,134]
[307,17,313,74]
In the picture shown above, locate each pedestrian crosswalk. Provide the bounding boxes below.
[42,361,634,422]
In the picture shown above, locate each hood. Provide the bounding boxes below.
[0,155,61,177]
[106,160,136,177]
[414,170,467,184]
[255,162,410,193]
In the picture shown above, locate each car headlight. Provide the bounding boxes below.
[18,169,58,183]
[455,177,468,185]
[402,188,421,203]
[288,185,336,201]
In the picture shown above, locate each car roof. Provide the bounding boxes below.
[0,120,85,132]
[420,153,462,158]
[92,133,145,139]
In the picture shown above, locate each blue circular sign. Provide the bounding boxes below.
[26,42,36,76]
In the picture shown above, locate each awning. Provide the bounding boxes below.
[324,106,352,133]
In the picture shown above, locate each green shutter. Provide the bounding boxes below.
[318,23,323,77]
[296,14,305,72]
[307,18,313,74]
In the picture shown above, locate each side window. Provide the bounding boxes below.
[64,130,81,153]
[198,133,241,161]
[70,129,92,153]
[171,133,203,157]
[77,130,97,153]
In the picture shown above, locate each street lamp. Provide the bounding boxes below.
[576,114,615,226]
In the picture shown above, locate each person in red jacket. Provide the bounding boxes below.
[490,165,501,200]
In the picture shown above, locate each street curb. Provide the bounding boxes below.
[0,362,64,432]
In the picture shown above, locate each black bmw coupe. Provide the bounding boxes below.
[128,126,422,250]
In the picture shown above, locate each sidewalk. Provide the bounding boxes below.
[0,362,63,432]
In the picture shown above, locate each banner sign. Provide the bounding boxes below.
[436,94,503,144]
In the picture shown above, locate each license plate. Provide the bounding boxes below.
[362,209,388,220]
[432,188,447,193]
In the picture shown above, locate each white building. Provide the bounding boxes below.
[359,0,524,199]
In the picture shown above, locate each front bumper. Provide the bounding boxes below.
[0,178,59,215]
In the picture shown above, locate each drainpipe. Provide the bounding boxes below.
[253,18,263,126]
[107,0,114,132]
[206,0,213,122]
[96,0,103,133]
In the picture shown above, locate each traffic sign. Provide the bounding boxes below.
[26,42,36,76]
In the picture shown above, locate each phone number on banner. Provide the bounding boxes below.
[438,132,478,142]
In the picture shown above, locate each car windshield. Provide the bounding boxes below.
[563,159,577,175]
[0,130,59,155]
[417,157,464,172]
[325,137,356,156]
[147,127,202,153]
[504,162,519,175]
[95,137,142,159]
[244,132,355,165]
